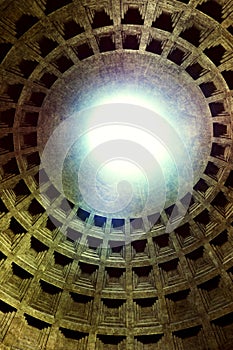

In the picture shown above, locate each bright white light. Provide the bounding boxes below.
[81,102,178,187]
[96,87,167,118]
[41,99,194,218]
[86,124,170,168]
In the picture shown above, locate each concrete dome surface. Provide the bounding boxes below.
[0,0,233,349]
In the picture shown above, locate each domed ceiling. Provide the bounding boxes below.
[0,0,233,349]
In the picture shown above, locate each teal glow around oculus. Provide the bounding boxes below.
[74,102,190,216]
[41,101,194,220]
[90,85,167,121]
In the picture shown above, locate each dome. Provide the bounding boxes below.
[0,0,233,349]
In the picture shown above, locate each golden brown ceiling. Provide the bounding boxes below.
[0,0,233,349]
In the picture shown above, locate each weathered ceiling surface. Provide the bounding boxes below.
[0,0,233,349]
